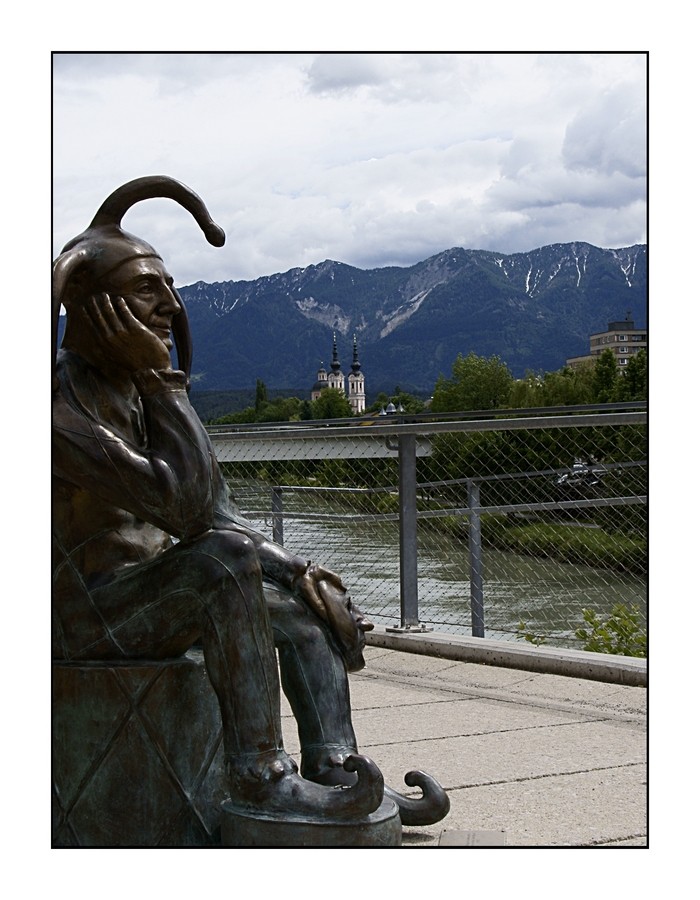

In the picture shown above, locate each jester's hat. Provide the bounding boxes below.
[52,175,225,387]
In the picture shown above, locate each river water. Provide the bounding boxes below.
[229,478,647,648]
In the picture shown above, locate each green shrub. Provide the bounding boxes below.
[574,604,647,657]
[516,602,647,657]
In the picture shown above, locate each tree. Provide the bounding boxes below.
[310,388,353,420]
[431,352,514,412]
[254,379,268,414]
[210,407,256,425]
[390,389,427,414]
[366,392,389,414]
[509,371,545,408]
[366,389,426,415]
[256,396,303,422]
[592,350,618,403]
[540,366,594,406]
[210,390,303,425]
[615,350,647,402]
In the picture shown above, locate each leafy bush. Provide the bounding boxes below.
[517,603,647,657]
[516,622,548,646]
[574,604,647,657]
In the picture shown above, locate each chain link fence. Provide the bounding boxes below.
[209,404,647,653]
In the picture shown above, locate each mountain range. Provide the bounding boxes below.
[57,242,647,399]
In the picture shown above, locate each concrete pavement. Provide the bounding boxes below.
[280,641,647,847]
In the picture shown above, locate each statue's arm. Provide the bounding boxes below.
[211,471,309,589]
[210,475,367,628]
[208,447,372,667]
[53,369,217,540]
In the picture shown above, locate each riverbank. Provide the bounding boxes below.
[264,478,648,576]
[421,512,647,576]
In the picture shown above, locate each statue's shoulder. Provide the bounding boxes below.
[53,349,107,424]
[55,348,85,381]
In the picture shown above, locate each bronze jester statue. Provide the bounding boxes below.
[52,176,448,830]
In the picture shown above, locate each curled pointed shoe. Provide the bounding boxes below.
[230,753,385,822]
[301,745,359,787]
[384,770,450,825]
[325,753,385,819]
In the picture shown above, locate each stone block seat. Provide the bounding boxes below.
[52,650,228,847]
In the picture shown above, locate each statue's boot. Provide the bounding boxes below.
[271,599,449,825]
[383,772,451,826]
[302,747,450,826]
[226,749,384,821]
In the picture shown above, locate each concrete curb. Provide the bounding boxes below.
[365,629,647,687]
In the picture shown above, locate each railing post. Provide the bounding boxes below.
[387,433,431,633]
[271,486,284,546]
[467,479,485,637]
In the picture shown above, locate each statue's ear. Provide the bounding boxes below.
[52,247,93,390]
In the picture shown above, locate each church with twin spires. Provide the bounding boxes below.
[310,334,366,415]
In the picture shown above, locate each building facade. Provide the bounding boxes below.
[346,336,366,415]
[566,316,647,372]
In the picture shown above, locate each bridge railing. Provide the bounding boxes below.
[208,403,647,652]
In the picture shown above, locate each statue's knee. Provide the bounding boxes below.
[290,620,333,657]
[271,597,337,657]
[185,530,262,584]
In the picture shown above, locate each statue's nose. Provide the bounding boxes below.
[162,288,181,315]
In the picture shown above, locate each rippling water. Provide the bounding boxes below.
[230,478,647,647]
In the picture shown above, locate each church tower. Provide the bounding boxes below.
[327,333,345,394]
[310,361,329,402]
[346,334,366,414]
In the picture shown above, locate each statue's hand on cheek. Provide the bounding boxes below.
[82,293,172,372]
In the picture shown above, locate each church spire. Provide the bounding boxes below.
[351,334,362,374]
[330,332,342,375]
[346,333,366,415]
[327,332,345,394]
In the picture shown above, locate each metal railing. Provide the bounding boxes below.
[209,403,647,651]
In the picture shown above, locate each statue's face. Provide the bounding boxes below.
[100,257,180,350]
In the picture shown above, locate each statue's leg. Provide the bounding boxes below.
[73,531,383,819]
[85,531,285,759]
[266,587,359,785]
[265,588,451,826]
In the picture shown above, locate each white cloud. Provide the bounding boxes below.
[563,85,647,178]
[52,52,647,286]
[306,53,389,94]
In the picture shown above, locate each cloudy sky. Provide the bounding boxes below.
[53,52,647,287]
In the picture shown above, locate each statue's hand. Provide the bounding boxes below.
[296,564,374,672]
[82,293,172,372]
